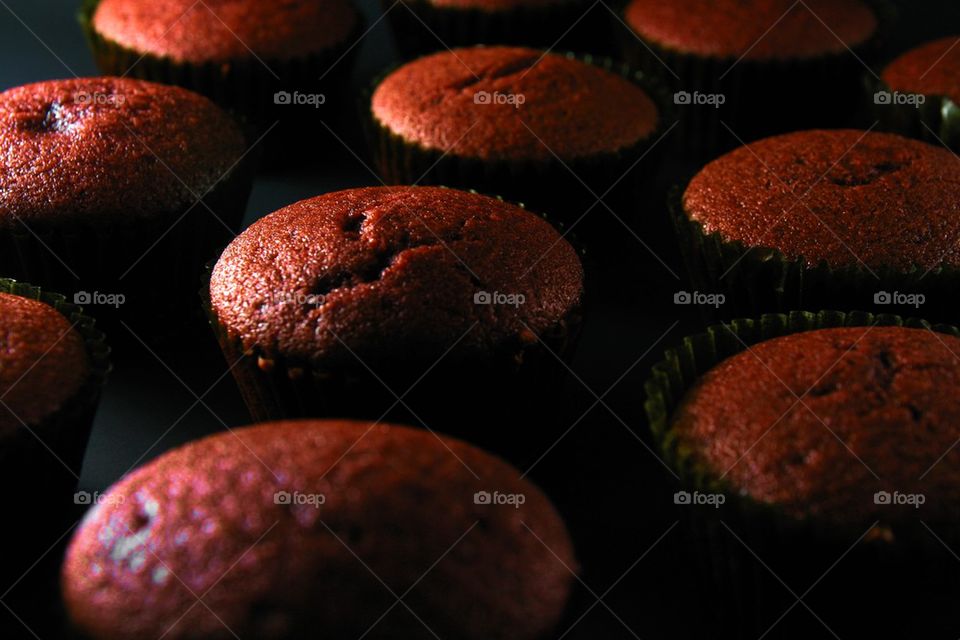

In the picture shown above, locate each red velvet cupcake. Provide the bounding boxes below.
[62,419,575,640]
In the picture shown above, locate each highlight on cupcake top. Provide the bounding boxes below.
[882,35,960,105]
[370,46,659,162]
[62,419,576,640]
[91,0,360,63]
[0,77,246,223]
[668,326,960,530]
[623,0,878,60]
[0,292,89,435]
[682,129,960,270]
[209,185,584,369]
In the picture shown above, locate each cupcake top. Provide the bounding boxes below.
[92,0,360,63]
[0,293,89,436]
[624,0,877,61]
[209,186,583,368]
[682,130,960,270]
[882,36,960,105]
[62,419,575,640]
[371,46,659,162]
[670,326,960,529]
[0,77,245,225]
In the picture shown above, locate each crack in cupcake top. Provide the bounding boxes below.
[624,0,877,60]
[209,186,583,368]
[682,130,960,270]
[670,326,960,530]
[882,36,960,106]
[371,46,659,162]
[92,0,360,63]
[0,292,89,438]
[0,77,246,224]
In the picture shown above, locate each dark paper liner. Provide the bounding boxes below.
[669,186,960,325]
[644,310,960,637]
[79,0,365,158]
[615,0,896,161]
[382,0,613,59]
[199,201,585,466]
[867,74,960,153]
[0,156,254,334]
[363,51,675,247]
[0,278,110,583]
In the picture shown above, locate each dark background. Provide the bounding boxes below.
[1,0,959,638]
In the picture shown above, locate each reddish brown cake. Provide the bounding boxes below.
[0,292,88,435]
[209,186,584,370]
[624,0,877,60]
[0,77,245,224]
[669,326,960,529]
[62,419,576,639]
[370,46,659,162]
[882,36,960,105]
[682,129,960,270]
[92,0,359,63]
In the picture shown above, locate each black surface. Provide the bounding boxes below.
[1,1,958,638]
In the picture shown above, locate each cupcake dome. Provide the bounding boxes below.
[371,46,659,163]
[91,0,359,63]
[0,292,89,433]
[62,419,576,640]
[0,77,245,224]
[209,186,583,371]
[669,326,960,530]
[682,129,960,270]
[623,0,877,60]
[882,36,960,105]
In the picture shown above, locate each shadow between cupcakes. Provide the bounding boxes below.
[644,309,960,638]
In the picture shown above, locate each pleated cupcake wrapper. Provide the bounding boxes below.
[615,0,896,161]
[0,278,110,513]
[200,249,584,463]
[0,160,253,333]
[363,51,675,238]
[644,310,960,636]
[382,0,610,59]
[867,74,960,153]
[669,186,960,325]
[79,0,364,146]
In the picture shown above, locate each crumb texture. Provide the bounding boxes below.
[62,419,576,640]
[882,36,960,105]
